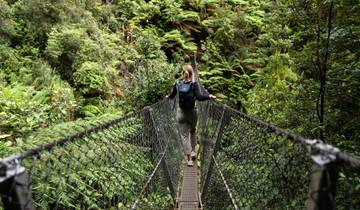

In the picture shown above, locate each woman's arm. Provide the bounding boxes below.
[193,82,210,101]
[168,83,177,99]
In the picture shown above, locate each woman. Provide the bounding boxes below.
[168,64,216,166]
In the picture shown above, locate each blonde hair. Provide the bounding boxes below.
[182,64,194,81]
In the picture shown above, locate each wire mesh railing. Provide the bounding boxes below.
[132,99,183,210]
[0,99,182,210]
[335,164,360,209]
[198,100,360,210]
[1,97,359,210]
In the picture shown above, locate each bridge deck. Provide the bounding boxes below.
[177,161,200,210]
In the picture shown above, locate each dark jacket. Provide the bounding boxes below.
[168,81,209,101]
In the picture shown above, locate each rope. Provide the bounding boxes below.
[0,99,180,210]
[131,141,169,210]
[0,110,143,163]
[212,155,239,210]
[213,101,360,168]
[200,100,360,210]
[0,98,359,210]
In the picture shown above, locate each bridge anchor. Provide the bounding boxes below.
[0,159,35,210]
[307,143,339,210]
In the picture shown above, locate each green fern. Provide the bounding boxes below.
[162,30,197,52]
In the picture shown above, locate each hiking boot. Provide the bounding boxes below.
[187,160,194,167]
[191,151,196,161]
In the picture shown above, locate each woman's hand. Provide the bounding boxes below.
[209,94,217,100]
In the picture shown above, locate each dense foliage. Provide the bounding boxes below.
[0,0,359,208]
[1,0,359,154]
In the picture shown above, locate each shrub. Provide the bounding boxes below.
[74,62,111,97]
[0,84,50,150]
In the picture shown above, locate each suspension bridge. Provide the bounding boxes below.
[0,98,359,210]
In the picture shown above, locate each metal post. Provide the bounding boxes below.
[306,151,339,210]
[199,101,210,186]
[143,106,157,154]
[201,105,226,201]
[0,160,35,210]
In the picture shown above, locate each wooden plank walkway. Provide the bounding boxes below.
[177,162,201,210]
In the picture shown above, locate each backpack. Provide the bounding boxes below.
[176,81,195,110]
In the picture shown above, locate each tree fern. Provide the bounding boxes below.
[162,29,197,52]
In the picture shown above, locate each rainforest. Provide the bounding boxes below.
[0,0,359,209]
